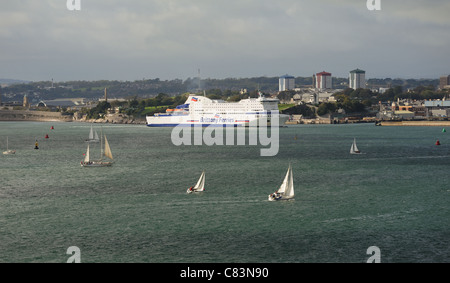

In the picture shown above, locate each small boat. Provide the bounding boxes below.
[350,138,361,154]
[81,134,114,167]
[85,124,100,143]
[2,137,16,155]
[268,164,294,201]
[187,171,205,194]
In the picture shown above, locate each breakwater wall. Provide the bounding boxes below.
[0,109,146,124]
[381,121,450,127]
[0,110,73,122]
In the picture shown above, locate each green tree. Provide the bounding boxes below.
[317,102,337,116]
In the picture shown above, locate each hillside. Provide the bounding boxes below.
[0,76,440,104]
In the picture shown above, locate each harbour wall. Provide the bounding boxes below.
[0,110,73,122]
[380,121,450,127]
[0,109,146,124]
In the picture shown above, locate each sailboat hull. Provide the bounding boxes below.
[186,188,204,194]
[3,137,15,155]
[268,194,294,201]
[81,161,113,167]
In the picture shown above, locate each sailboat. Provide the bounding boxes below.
[85,124,100,142]
[350,138,361,154]
[3,137,16,155]
[81,134,114,167]
[268,164,294,201]
[187,171,206,194]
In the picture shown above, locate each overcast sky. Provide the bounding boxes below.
[1,0,449,82]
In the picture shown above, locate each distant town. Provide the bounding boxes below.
[1,70,450,125]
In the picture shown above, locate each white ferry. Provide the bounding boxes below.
[146,92,290,127]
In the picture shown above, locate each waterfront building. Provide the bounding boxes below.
[349,69,366,89]
[424,98,450,118]
[315,71,332,90]
[279,75,295,92]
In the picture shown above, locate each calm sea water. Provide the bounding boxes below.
[0,121,449,263]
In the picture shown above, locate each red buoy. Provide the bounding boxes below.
[436,140,441,146]
[45,134,49,139]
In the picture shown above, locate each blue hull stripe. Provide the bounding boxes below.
[147,124,243,127]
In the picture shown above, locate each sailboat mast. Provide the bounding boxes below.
[100,127,103,160]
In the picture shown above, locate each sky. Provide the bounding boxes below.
[0,0,449,82]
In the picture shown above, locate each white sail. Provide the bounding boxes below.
[187,171,205,193]
[103,135,113,160]
[193,171,205,192]
[350,138,360,154]
[87,125,100,142]
[89,126,94,139]
[84,144,90,163]
[269,164,294,201]
[279,165,294,198]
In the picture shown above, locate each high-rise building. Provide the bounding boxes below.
[279,75,295,92]
[23,94,29,108]
[439,75,450,90]
[349,69,366,89]
[316,71,332,90]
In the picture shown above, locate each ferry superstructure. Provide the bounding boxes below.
[146,92,290,127]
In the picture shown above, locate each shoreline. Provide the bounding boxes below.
[380,120,450,127]
[0,109,146,124]
[3,109,450,127]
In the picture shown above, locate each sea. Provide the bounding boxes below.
[0,121,449,263]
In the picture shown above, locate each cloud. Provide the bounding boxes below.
[0,0,449,81]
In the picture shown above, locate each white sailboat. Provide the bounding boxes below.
[350,138,361,154]
[268,164,294,201]
[2,137,16,155]
[81,134,114,167]
[85,124,100,142]
[187,171,206,194]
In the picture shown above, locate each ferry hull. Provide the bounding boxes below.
[146,115,290,127]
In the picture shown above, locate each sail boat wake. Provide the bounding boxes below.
[268,164,294,201]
